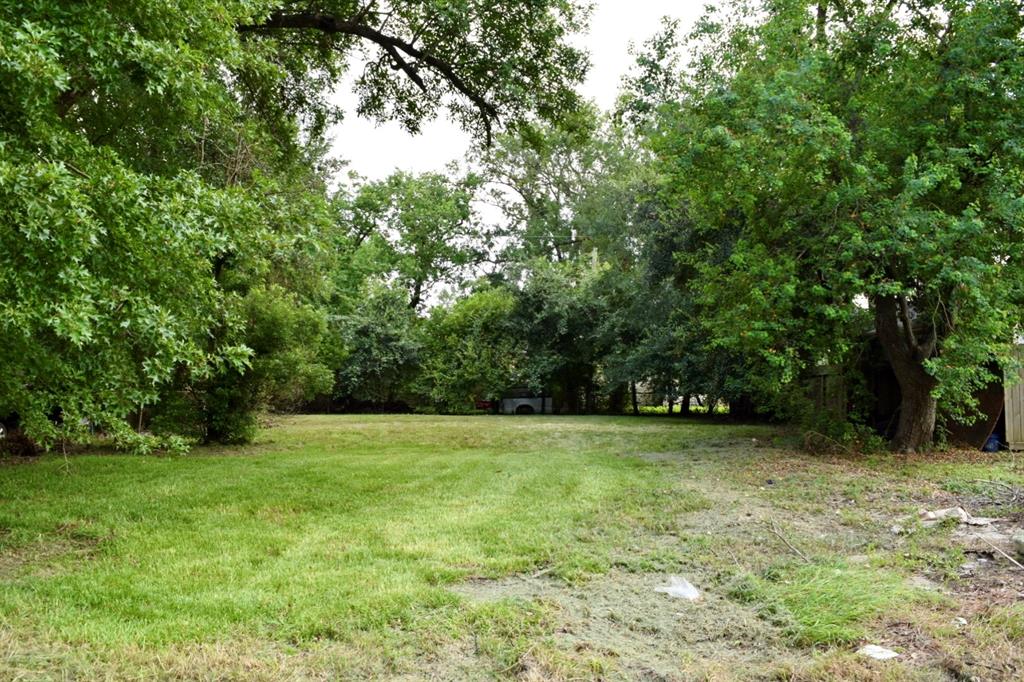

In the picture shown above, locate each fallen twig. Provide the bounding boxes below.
[770,519,810,563]
[803,431,856,456]
[972,479,1017,490]
[971,479,1022,501]
[716,543,742,569]
[500,643,538,675]
[979,536,1024,571]
[531,566,553,579]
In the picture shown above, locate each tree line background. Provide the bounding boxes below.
[1,0,1022,454]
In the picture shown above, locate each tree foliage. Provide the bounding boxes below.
[647,0,1024,450]
[6,0,1020,456]
[346,171,488,308]
[0,0,588,450]
[333,284,423,406]
[418,286,522,412]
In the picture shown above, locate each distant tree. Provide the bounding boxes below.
[616,17,682,132]
[477,108,604,263]
[511,260,605,413]
[418,286,522,412]
[348,172,488,309]
[333,284,423,406]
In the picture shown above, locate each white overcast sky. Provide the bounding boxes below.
[327,1,704,181]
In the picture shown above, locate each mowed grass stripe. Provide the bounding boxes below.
[0,415,711,645]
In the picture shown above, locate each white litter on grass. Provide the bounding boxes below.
[919,507,997,527]
[654,576,700,601]
[857,644,900,661]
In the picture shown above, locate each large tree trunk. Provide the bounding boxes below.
[890,379,938,453]
[874,295,939,453]
[631,381,639,416]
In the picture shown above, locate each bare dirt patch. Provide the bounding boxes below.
[0,531,105,580]
[452,570,800,680]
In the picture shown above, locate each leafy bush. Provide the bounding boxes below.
[418,286,521,412]
[152,286,332,445]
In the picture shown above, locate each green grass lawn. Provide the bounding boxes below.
[2,415,1022,680]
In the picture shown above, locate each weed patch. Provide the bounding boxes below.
[728,561,936,646]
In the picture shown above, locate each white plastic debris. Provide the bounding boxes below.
[919,507,996,527]
[654,576,701,601]
[857,644,900,661]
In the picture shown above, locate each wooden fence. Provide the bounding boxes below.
[1006,348,1024,451]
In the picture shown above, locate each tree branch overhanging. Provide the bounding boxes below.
[237,11,499,144]
[382,43,426,92]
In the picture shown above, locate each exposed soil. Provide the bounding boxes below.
[442,446,1024,681]
[453,570,797,681]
